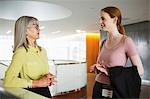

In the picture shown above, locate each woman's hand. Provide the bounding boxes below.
[32,76,51,88]
[90,64,97,72]
[46,73,56,86]
[95,64,108,75]
[32,73,56,88]
[96,60,108,75]
[90,60,108,75]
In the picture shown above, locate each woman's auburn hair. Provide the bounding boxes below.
[101,6,126,35]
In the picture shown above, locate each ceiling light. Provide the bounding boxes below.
[39,26,45,30]
[76,30,86,33]
[0,1,72,21]
[51,31,61,34]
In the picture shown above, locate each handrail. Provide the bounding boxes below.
[0,63,9,67]
[0,59,86,62]
[48,59,86,66]
[0,59,86,67]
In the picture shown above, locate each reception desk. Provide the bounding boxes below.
[49,60,87,96]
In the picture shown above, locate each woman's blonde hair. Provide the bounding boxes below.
[13,16,41,52]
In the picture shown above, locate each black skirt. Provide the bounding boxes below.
[25,87,51,98]
[92,81,112,99]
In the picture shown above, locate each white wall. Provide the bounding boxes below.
[0,36,13,60]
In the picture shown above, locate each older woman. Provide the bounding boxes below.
[4,16,55,98]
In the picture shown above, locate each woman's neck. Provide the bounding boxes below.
[108,32,121,41]
[27,38,36,48]
[107,26,120,38]
[106,29,123,48]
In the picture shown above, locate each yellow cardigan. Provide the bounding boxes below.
[4,46,49,88]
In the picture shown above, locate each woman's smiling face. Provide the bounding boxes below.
[99,11,115,32]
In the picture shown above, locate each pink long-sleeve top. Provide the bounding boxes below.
[95,36,138,84]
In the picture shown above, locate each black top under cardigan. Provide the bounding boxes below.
[108,66,141,98]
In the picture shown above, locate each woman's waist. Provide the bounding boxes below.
[95,73,110,84]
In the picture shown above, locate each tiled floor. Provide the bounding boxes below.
[140,85,150,98]
[87,73,96,99]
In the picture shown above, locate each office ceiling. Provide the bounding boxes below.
[0,0,149,39]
